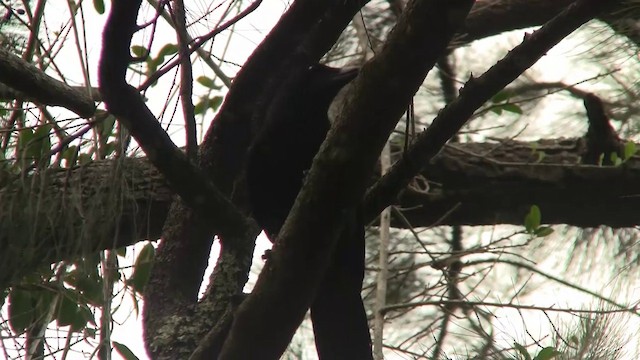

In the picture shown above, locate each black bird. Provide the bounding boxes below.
[582,93,623,166]
[246,64,373,359]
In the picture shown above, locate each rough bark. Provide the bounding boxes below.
[4,138,640,284]
[397,139,640,228]
[0,157,170,288]
[0,47,97,118]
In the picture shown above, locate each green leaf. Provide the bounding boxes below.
[614,156,623,167]
[10,287,56,333]
[196,76,217,89]
[74,304,94,330]
[97,114,116,140]
[102,141,117,157]
[502,103,523,114]
[569,335,579,344]
[56,291,79,327]
[534,226,554,237]
[491,90,511,103]
[194,96,224,115]
[34,286,56,319]
[93,0,105,14]
[534,347,560,360]
[131,45,148,58]
[8,288,34,333]
[147,58,159,76]
[78,153,93,165]
[116,246,127,257]
[17,128,34,154]
[130,291,141,317]
[56,290,92,332]
[129,243,155,293]
[624,141,637,160]
[64,266,103,307]
[157,44,179,58]
[113,341,140,360]
[210,96,223,111]
[524,205,542,233]
[32,123,52,159]
[194,100,206,115]
[79,276,104,306]
[514,342,532,360]
[61,145,79,167]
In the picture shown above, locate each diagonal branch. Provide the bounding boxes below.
[0,47,96,117]
[140,1,368,358]
[98,0,248,237]
[365,0,623,221]
[219,1,474,358]
[461,0,573,43]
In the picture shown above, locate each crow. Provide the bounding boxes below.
[246,64,372,359]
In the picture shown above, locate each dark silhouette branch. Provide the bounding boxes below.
[99,0,248,237]
[219,1,474,358]
[142,1,370,358]
[98,2,263,359]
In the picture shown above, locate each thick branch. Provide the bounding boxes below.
[0,157,171,288]
[219,1,473,358]
[462,0,634,46]
[399,141,640,228]
[3,139,640,287]
[365,0,621,221]
[221,1,619,356]
[99,0,248,237]
[0,47,96,117]
[198,0,367,196]
[461,0,573,43]
[98,3,259,358]
[140,1,369,358]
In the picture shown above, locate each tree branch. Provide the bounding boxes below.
[461,0,573,43]
[0,47,96,118]
[99,0,248,237]
[140,1,369,358]
[4,138,640,288]
[219,1,474,358]
[365,0,622,221]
